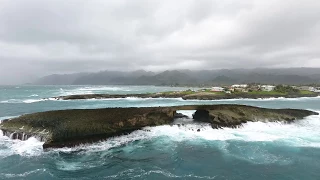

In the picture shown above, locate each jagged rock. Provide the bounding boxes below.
[192,105,317,128]
[0,104,317,149]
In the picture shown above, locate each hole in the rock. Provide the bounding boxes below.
[192,109,210,122]
[175,110,196,119]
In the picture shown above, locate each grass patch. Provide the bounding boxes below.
[299,90,315,95]
[159,90,196,95]
[247,91,287,95]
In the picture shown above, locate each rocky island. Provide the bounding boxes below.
[0,104,318,149]
[54,89,319,101]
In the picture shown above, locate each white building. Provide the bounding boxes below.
[211,87,224,92]
[261,85,276,91]
[231,84,248,88]
[310,87,320,92]
[297,86,312,91]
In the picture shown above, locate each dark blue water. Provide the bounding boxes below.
[1,85,320,179]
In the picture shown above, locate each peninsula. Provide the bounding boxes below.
[0,104,317,149]
[54,87,319,101]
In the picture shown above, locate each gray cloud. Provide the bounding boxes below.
[0,0,320,84]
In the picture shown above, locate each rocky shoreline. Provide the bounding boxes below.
[0,104,318,149]
[53,92,319,101]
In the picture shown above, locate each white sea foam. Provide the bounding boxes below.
[59,86,127,96]
[82,97,184,101]
[1,113,319,158]
[23,99,45,103]
[82,112,320,150]
[0,136,44,157]
[0,99,19,103]
[49,112,320,155]
[124,97,184,101]
[77,86,123,91]
[184,96,320,102]
[176,110,196,118]
[125,97,144,101]
[104,168,216,179]
[29,94,39,97]
[0,98,48,104]
[0,169,47,178]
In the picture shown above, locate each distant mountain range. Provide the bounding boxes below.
[33,68,320,86]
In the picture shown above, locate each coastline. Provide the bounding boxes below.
[54,91,319,101]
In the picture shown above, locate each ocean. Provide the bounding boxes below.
[0,85,320,180]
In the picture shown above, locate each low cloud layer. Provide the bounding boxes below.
[0,0,320,84]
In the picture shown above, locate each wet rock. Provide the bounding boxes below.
[0,104,317,149]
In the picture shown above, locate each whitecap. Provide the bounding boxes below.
[0,169,46,178]
[125,97,144,101]
[22,99,45,103]
[0,99,19,103]
[1,98,46,104]
[59,86,124,96]
[77,86,123,91]
[29,94,39,97]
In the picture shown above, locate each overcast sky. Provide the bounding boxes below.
[0,0,320,84]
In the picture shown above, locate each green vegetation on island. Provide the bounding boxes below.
[55,84,319,101]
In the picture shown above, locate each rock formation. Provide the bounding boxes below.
[0,105,317,149]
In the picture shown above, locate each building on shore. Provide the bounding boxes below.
[295,86,312,91]
[211,87,225,92]
[260,85,276,92]
[231,84,248,88]
[309,87,320,92]
[293,86,320,92]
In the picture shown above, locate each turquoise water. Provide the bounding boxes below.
[0,85,320,179]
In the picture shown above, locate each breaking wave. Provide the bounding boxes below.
[22,99,46,103]
[0,98,58,104]
[0,135,44,158]
[1,112,319,159]
[29,94,39,97]
[49,112,320,154]
[59,86,130,96]
[0,99,45,104]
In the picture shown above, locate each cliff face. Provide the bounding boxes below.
[0,105,318,149]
